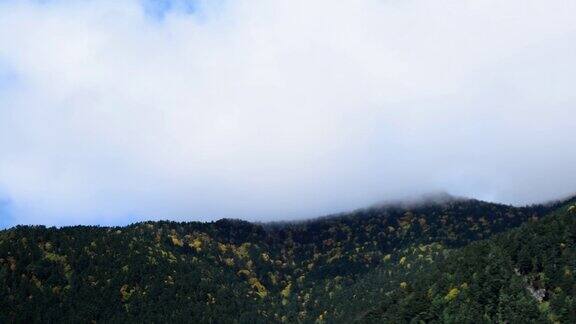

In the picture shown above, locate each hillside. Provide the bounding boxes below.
[0,195,573,323]
[324,199,576,323]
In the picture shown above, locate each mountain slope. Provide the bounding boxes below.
[326,199,576,323]
[0,195,571,323]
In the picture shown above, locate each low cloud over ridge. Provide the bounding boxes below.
[0,0,575,226]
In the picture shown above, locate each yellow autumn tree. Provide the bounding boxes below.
[445,288,460,301]
[171,236,183,247]
[248,278,268,298]
[189,238,202,251]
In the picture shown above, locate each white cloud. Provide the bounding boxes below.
[0,0,575,226]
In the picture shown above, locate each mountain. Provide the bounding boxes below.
[325,198,576,323]
[0,194,574,323]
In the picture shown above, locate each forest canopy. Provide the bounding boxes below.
[1,196,575,323]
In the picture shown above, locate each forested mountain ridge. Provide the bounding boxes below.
[325,198,576,323]
[1,195,574,323]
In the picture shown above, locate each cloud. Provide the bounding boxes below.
[0,0,575,226]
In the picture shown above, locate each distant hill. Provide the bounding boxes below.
[0,194,574,323]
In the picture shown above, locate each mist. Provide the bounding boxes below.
[0,0,575,227]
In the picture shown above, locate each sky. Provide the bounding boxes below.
[0,0,575,227]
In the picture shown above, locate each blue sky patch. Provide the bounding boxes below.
[0,61,18,92]
[142,0,198,20]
